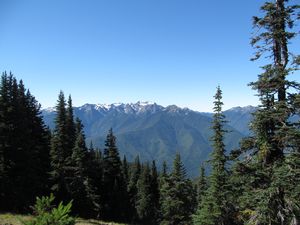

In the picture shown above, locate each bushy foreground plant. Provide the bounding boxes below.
[22,194,75,225]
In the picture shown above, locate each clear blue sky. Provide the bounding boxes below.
[0,0,299,112]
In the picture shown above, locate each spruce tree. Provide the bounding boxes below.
[50,91,71,202]
[236,1,300,223]
[122,155,129,186]
[160,153,194,225]
[136,163,156,224]
[162,161,168,177]
[127,155,142,221]
[196,165,207,208]
[193,86,230,225]
[69,118,95,217]
[159,160,168,190]
[150,160,160,222]
[65,95,76,159]
[86,143,103,218]
[0,72,50,212]
[102,128,127,222]
[121,155,131,220]
[19,83,51,208]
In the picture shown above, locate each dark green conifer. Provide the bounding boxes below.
[65,95,76,159]
[0,73,50,212]
[122,155,129,185]
[50,91,71,202]
[102,128,127,222]
[69,118,93,217]
[127,155,142,221]
[236,1,300,223]
[160,153,194,225]
[86,143,103,218]
[159,161,168,190]
[196,165,207,207]
[193,86,230,225]
[136,163,156,224]
[150,160,160,221]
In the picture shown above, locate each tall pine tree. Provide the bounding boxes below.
[236,1,300,223]
[136,163,156,224]
[127,155,142,221]
[196,165,207,208]
[69,118,96,217]
[102,128,128,222]
[160,153,194,225]
[86,143,103,218]
[193,86,231,225]
[50,91,68,201]
[0,72,50,212]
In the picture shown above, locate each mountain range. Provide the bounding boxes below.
[42,102,256,177]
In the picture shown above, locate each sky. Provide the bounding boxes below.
[0,0,299,112]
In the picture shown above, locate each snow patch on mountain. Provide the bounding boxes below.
[226,105,256,114]
[43,102,256,118]
[43,107,56,113]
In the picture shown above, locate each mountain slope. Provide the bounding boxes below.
[42,102,252,177]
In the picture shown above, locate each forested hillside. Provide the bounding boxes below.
[42,102,248,177]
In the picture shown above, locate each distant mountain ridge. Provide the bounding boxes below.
[42,102,255,177]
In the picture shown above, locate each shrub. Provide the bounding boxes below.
[22,194,75,225]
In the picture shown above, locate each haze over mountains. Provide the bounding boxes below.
[42,102,256,176]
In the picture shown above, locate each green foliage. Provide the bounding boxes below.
[102,128,128,222]
[50,91,70,201]
[136,164,155,224]
[127,155,142,221]
[69,118,97,217]
[234,0,300,224]
[134,161,160,224]
[0,72,51,211]
[150,160,160,220]
[160,153,195,225]
[86,145,103,217]
[22,194,75,225]
[50,93,98,218]
[196,165,207,207]
[193,86,232,225]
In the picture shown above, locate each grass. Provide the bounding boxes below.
[0,213,128,225]
[0,213,32,225]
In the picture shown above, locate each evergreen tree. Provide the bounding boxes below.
[50,91,73,203]
[65,95,76,159]
[193,86,231,225]
[161,161,168,177]
[69,118,95,217]
[159,160,168,190]
[150,160,160,222]
[86,143,102,218]
[19,84,51,209]
[121,155,131,220]
[136,163,156,224]
[102,128,127,222]
[122,155,129,186]
[236,1,300,224]
[127,155,142,221]
[196,165,207,208]
[0,72,51,212]
[160,153,194,225]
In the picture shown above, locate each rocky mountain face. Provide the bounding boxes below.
[42,102,255,177]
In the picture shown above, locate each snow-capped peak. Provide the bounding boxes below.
[136,101,155,106]
[227,105,256,113]
[88,101,159,114]
[43,107,56,113]
[94,103,124,110]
